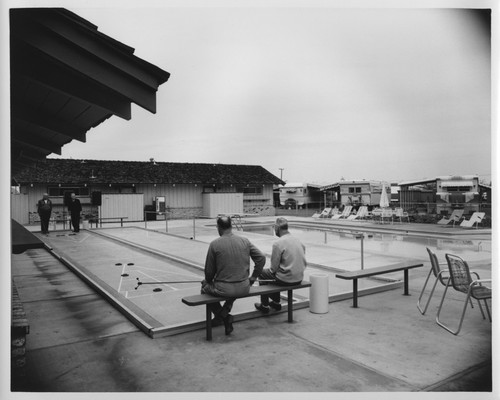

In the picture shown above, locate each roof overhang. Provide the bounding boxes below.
[10,8,170,175]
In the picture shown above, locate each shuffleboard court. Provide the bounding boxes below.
[35,228,402,337]
[37,230,216,335]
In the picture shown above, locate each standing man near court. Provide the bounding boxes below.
[67,193,82,233]
[255,217,307,313]
[202,215,266,336]
[37,193,52,234]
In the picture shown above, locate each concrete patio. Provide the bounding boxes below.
[9,216,495,397]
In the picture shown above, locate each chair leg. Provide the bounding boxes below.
[417,268,438,315]
[476,299,486,320]
[436,286,470,335]
[483,299,492,322]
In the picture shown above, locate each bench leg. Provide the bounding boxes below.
[353,279,358,308]
[404,269,409,296]
[205,305,212,341]
[287,290,293,322]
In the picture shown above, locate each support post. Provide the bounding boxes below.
[404,269,409,295]
[360,234,364,270]
[287,289,293,322]
[353,279,358,308]
[206,305,212,341]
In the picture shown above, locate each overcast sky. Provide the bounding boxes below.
[5,0,495,185]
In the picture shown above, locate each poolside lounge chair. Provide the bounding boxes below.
[437,209,464,227]
[436,253,491,335]
[312,207,332,218]
[331,205,352,220]
[394,208,410,223]
[459,212,485,229]
[347,206,368,220]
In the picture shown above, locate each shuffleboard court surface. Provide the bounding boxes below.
[34,228,398,337]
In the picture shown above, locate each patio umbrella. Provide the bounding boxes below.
[379,183,390,208]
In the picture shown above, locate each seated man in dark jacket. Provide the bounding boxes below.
[202,215,266,335]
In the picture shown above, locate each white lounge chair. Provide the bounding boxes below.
[460,212,485,229]
[347,206,368,220]
[332,205,352,220]
[437,209,464,227]
[312,207,332,218]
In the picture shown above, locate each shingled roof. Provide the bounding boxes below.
[13,159,284,186]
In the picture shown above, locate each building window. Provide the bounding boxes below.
[446,186,472,192]
[119,185,136,194]
[203,185,216,193]
[48,186,90,197]
[236,185,263,195]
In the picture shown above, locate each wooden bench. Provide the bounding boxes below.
[89,216,128,228]
[335,262,424,308]
[182,281,311,340]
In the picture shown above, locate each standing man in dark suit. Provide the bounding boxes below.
[67,193,82,232]
[37,193,52,234]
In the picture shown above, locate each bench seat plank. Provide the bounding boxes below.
[336,262,423,280]
[335,262,423,308]
[182,282,311,306]
[182,281,311,340]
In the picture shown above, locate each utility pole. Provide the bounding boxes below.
[279,168,284,181]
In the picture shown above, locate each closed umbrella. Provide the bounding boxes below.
[379,183,390,209]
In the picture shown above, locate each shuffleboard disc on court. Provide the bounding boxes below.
[153,288,162,292]
[115,263,122,266]
[127,263,134,266]
[121,273,129,277]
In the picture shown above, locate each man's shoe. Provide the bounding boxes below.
[269,301,282,311]
[224,314,234,335]
[254,303,270,314]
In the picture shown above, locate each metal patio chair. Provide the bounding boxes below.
[436,253,491,335]
[417,248,450,315]
[394,207,410,223]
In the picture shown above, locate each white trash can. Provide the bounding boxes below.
[82,220,90,230]
[309,274,329,314]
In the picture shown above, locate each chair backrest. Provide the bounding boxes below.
[471,212,485,222]
[451,209,464,221]
[358,206,368,217]
[382,208,393,217]
[426,247,447,285]
[321,207,332,216]
[342,206,352,216]
[445,253,473,294]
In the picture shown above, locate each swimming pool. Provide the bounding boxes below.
[242,223,492,264]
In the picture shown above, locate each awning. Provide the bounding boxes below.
[10,8,170,175]
[440,181,474,187]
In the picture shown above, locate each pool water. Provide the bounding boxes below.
[242,224,491,264]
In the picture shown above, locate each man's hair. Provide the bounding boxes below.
[275,217,288,230]
[217,215,232,230]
